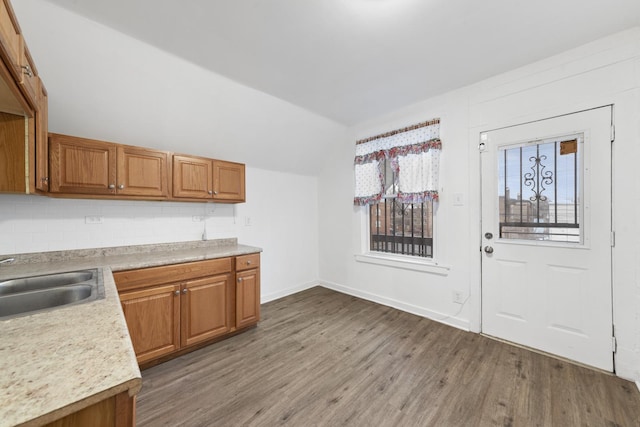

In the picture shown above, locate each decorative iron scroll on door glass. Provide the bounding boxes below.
[497,136,581,243]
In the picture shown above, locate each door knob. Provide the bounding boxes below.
[484,246,494,254]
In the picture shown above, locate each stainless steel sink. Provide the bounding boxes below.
[0,269,105,319]
[0,270,95,295]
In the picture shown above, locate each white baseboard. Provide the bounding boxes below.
[261,281,319,304]
[319,280,471,332]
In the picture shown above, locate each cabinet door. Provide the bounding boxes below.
[120,284,181,364]
[213,160,245,202]
[172,154,212,199]
[34,82,47,191]
[181,274,230,347]
[0,0,22,82]
[236,268,260,329]
[116,145,169,197]
[49,134,117,194]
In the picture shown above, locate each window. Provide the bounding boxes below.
[354,119,441,260]
[369,159,434,257]
[498,135,581,243]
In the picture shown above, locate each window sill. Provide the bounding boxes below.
[354,253,450,276]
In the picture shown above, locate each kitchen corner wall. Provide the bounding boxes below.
[3,0,344,302]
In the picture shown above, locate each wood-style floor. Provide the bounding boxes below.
[136,287,640,426]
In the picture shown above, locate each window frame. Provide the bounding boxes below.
[356,164,448,276]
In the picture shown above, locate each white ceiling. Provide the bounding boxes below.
[44,0,640,125]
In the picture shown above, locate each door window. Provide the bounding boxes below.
[497,135,582,243]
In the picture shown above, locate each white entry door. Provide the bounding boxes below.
[480,107,613,371]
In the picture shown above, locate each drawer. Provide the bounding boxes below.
[114,257,232,292]
[236,253,260,272]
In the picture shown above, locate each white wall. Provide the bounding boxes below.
[0,167,319,302]
[319,28,640,382]
[12,0,346,176]
[1,0,342,301]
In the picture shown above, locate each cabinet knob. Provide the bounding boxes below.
[213,191,218,195]
[208,190,213,195]
[41,177,49,183]
[108,184,115,189]
[174,290,180,296]
[247,260,252,265]
[182,288,188,294]
[238,277,243,283]
[118,184,125,190]
[22,65,33,77]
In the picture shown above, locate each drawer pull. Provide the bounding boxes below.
[247,260,252,265]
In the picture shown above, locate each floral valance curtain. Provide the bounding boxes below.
[354,118,441,206]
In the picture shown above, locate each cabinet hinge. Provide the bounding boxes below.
[611,231,616,247]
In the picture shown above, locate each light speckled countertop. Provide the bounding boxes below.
[0,239,262,427]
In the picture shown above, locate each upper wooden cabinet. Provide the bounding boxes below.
[0,0,22,84]
[49,133,170,199]
[173,154,213,199]
[173,155,245,203]
[0,0,48,194]
[213,160,245,202]
[49,134,117,195]
[117,145,169,197]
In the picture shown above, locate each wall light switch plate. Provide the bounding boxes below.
[85,216,104,224]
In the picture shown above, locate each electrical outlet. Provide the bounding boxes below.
[85,216,103,224]
[192,215,205,222]
[453,193,464,206]
[244,217,252,226]
[452,290,465,304]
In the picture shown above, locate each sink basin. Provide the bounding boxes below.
[0,270,95,295]
[0,269,104,319]
[0,285,93,317]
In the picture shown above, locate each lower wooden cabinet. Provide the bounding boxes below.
[119,284,181,364]
[181,273,231,347]
[43,391,135,427]
[115,255,259,365]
